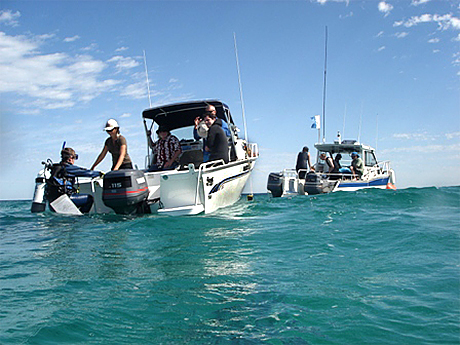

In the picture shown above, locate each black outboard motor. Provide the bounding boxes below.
[267,172,283,198]
[102,170,149,215]
[304,172,336,195]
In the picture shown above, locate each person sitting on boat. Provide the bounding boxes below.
[319,152,335,174]
[350,152,364,179]
[204,110,229,164]
[329,153,343,180]
[296,146,312,179]
[149,125,182,171]
[91,119,133,171]
[61,147,102,178]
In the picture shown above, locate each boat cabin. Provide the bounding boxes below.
[314,140,378,168]
[142,100,244,170]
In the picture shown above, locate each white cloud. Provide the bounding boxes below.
[0,32,121,110]
[394,13,460,31]
[428,38,440,43]
[312,0,350,5]
[0,9,20,27]
[120,81,147,99]
[64,35,80,43]
[376,31,384,38]
[411,0,430,6]
[121,113,131,118]
[378,2,394,17]
[377,46,386,52]
[115,46,129,52]
[108,55,140,72]
[454,33,460,41]
[81,43,98,51]
[392,132,437,141]
[382,143,460,154]
[395,32,409,38]
[446,132,460,140]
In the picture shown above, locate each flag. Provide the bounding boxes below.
[311,115,320,129]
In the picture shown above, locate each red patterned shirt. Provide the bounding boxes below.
[154,134,181,167]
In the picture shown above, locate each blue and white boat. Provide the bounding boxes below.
[267,136,396,197]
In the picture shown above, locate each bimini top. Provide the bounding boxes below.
[315,140,375,154]
[142,100,234,132]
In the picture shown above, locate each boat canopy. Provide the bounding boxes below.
[142,100,234,132]
[315,141,375,155]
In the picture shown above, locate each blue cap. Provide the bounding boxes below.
[351,152,359,157]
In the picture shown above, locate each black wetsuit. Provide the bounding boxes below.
[206,118,229,163]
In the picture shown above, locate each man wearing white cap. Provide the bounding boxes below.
[91,119,133,171]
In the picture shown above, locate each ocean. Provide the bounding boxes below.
[1,187,459,344]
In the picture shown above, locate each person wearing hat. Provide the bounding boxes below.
[350,152,364,179]
[149,125,181,171]
[61,147,102,178]
[91,119,133,171]
[295,146,312,179]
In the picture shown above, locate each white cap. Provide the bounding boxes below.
[104,119,119,131]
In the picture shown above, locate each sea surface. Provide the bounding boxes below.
[1,187,459,344]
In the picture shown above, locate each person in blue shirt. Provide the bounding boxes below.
[60,147,102,178]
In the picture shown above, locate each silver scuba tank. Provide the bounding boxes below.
[31,170,46,213]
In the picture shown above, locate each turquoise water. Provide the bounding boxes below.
[1,187,459,344]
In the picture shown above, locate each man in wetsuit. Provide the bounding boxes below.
[204,111,229,164]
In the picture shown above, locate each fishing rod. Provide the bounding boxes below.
[233,32,254,201]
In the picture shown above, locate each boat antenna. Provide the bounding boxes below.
[233,32,253,201]
[321,26,328,143]
[143,50,152,109]
[375,113,379,150]
[143,50,154,168]
[233,32,248,142]
[358,100,363,143]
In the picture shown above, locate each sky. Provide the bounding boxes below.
[0,0,459,200]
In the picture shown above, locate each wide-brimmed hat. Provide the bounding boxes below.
[156,125,169,134]
[104,119,119,131]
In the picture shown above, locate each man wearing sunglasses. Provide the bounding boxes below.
[61,147,102,178]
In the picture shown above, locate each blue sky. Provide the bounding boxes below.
[0,0,459,199]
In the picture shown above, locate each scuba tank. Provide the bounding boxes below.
[31,169,46,213]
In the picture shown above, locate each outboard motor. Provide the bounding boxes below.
[304,172,336,195]
[31,170,46,213]
[267,172,283,198]
[102,169,149,215]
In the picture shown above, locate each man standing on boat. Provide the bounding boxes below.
[296,146,312,179]
[204,109,229,164]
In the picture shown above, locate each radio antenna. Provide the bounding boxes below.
[233,32,248,142]
[233,33,253,201]
[321,26,328,143]
[143,50,152,108]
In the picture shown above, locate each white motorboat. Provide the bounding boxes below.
[31,100,258,216]
[267,137,396,197]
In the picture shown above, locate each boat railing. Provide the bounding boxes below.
[246,143,259,158]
